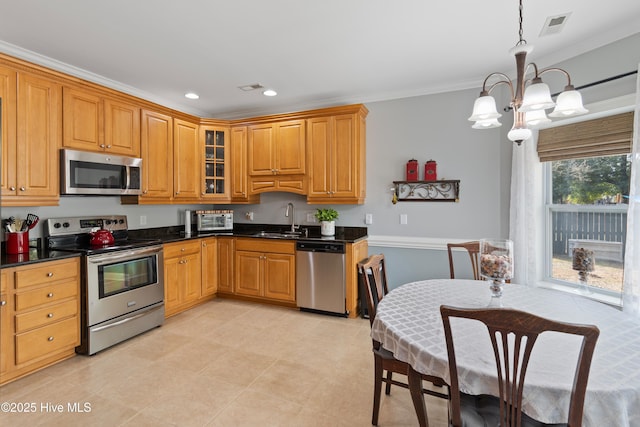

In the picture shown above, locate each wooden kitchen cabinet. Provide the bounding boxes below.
[217,237,235,294]
[247,120,306,195]
[62,86,141,156]
[201,237,218,297]
[173,118,201,201]
[230,126,259,203]
[139,108,174,200]
[200,125,231,201]
[0,67,61,206]
[0,270,10,379]
[163,240,202,317]
[307,107,367,204]
[234,238,296,303]
[1,257,81,386]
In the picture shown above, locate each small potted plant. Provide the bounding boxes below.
[315,208,339,236]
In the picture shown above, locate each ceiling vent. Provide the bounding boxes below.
[539,12,571,37]
[238,83,264,91]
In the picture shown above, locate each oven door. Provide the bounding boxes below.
[86,245,164,326]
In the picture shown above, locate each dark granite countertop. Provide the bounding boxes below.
[128,223,368,244]
[1,244,82,269]
[2,224,367,268]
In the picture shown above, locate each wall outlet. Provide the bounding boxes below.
[140,215,147,225]
[365,213,373,224]
[306,213,316,223]
[245,211,254,221]
[400,214,408,225]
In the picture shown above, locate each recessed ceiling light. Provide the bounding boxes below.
[263,89,277,97]
[184,92,199,99]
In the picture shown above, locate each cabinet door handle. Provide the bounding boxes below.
[20,186,26,191]
[48,336,54,341]
[47,293,54,298]
[47,272,53,277]
[0,300,6,306]
[106,145,112,148]
[143,190,148,194]
[100,144,106,148]
[202,243,206,247]
[9,186,16,191]
[47,313,54,318]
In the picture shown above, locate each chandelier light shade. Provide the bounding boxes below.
[468,0,588,145]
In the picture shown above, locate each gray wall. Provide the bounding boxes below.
[4,33,638,288]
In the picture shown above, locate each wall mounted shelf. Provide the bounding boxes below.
[392,180,460,202]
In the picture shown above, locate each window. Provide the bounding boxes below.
[539,111,634,295]
[545,155,630,294]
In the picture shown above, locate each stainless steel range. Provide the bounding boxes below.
[45,215,164,355]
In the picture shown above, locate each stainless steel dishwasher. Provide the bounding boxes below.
[296,240,347,316]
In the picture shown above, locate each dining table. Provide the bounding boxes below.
[370,279,640,427]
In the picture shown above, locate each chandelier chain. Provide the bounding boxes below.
[517,0,527,46]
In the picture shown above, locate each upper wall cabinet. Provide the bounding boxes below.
[248,120,305,176]
[200,125,231,201]
[247,119,306,194]
[173,118,200,201]
[229,126,259,203]
[62,87,141,157]
[1,66,61,206]
[138,108,174,201]
[306,107,367,204]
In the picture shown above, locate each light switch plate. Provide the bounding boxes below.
[400,214,408,225]
[365,213,373,224]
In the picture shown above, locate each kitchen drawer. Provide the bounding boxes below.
[15,280,78,312]
[235,238,295,254]
[15,316,79,365]
[163,240,201,258]
[15,299,78,333]
[14,259,79,289]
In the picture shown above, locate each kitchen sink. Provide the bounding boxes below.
[251,231,303,239]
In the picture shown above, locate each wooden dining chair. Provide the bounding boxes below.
[447,241,481,280]
[440,305,600,427]
[357,254,449,426]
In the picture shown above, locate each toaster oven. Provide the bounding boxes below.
[196,210,233,231]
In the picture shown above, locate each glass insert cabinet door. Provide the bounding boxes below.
[202,127,228,196]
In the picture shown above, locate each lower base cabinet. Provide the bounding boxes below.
[0,257,81,386]
[163,240,202,317]
[234,238,296,303]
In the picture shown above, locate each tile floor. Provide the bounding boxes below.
[0,298,448,426]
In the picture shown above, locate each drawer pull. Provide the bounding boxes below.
[47,313,54,318]
[47,272,53,277]
[47,293,54,298]
[1,300,6,306]
[48,336,54,341]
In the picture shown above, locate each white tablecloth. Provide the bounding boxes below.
[370,279,640,426]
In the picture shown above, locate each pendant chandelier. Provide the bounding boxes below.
[468,0,588,145]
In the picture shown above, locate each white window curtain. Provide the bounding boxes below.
[509,132,544,286]
[622,65,640,317]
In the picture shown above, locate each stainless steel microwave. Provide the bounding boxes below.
[60,149,142,195]
[196,210,233,231]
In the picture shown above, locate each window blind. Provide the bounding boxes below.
[537,111,634,162]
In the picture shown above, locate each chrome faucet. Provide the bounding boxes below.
[285,202,297,232]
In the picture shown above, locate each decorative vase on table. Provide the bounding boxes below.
[480,239,514,307]
[572,248,595,295]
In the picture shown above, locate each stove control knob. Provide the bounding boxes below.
[119,219,125,224]
[53,222,61,229]
[105,220,112,225]
[63,222,70,228]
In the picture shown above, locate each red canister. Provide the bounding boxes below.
[406,159,419,181]
[424,160,437,181]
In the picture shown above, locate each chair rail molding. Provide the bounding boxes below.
[368,235,480,251]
